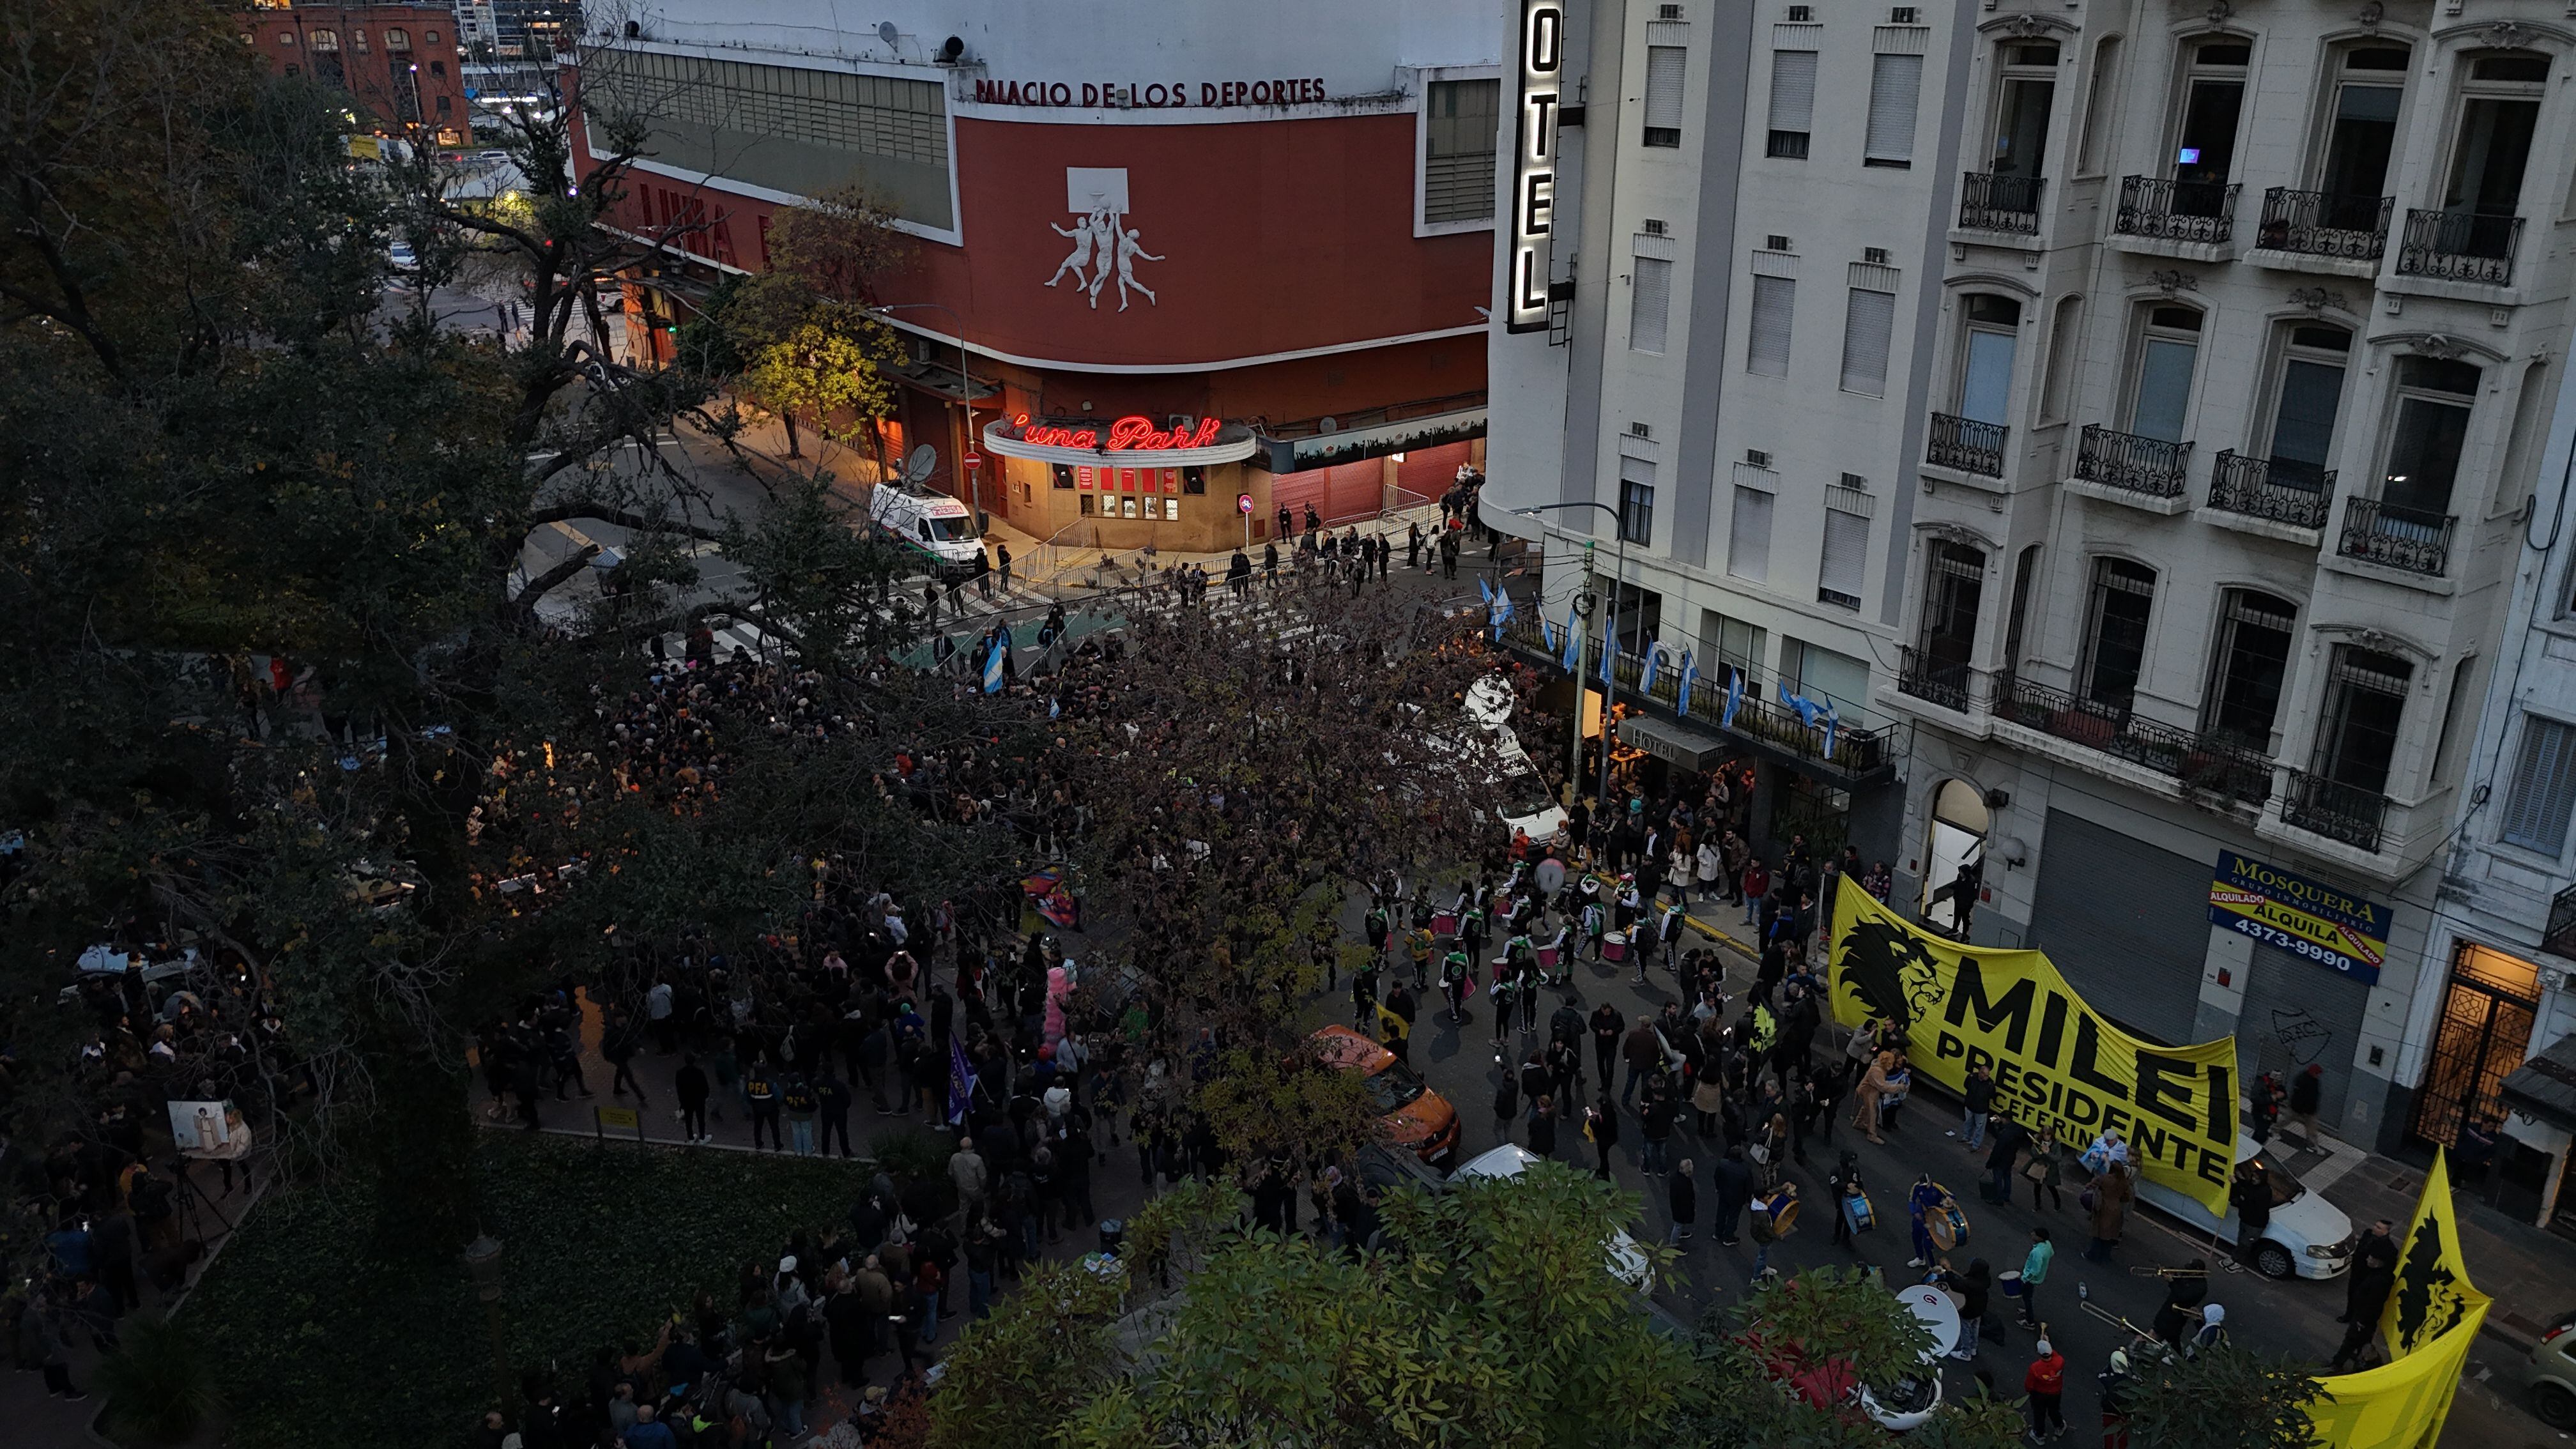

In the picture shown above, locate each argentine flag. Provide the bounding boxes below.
[1721,667,1745,729]
[1676,650,1698,718]
[981,632,1007,694]
[1639,639,1662,696]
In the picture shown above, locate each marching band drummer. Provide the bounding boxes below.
[1906,1173,1949,1269]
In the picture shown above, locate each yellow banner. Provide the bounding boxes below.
[2310,1152,2487,1446]
[1828,878,2239,1213]
[2309,1301,2487,1449]
[2380,1149,2488,1360]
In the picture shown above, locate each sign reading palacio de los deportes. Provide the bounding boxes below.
[971,77,1333,109]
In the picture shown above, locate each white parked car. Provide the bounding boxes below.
[1451,1144,1650,1289]
[2130,1133,2352,1280]
[387,240,419,274]
[867,485,984,579]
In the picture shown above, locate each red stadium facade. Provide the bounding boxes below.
[567,1,1498,550]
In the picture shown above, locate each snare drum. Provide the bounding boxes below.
[1431,911,1459,937]
[1997,1269,2025,1300]
[1602,931,1630,962]
[1535,946,1562,970]
[1841,1191,1876,1234]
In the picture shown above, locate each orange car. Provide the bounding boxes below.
[1312,1024,1461,1163]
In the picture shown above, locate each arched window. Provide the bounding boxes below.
[384,27,411,50]
[310,28,339,51]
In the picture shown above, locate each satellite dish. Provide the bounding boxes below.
[1533,858,1567,896]
[903,445,937,486]
[1319,417,1339,434]
[877,20,900,48]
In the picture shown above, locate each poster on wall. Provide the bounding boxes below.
[2206,850,2389,986]
[1828,878,2239,1212]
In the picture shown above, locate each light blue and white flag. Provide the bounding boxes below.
[981,632,1007,693]
[1560,602,1581,672]
[1721,667,1745,729]
[1676,650,1698,719]
[1639,639,1663,696]
[1489,588,1515,641]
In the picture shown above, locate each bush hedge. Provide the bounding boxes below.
[182,1132,877,1449]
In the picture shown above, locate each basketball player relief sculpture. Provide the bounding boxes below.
[1042,167,1163,312]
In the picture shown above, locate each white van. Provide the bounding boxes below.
[868,486,985,579]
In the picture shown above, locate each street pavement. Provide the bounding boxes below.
[1363,891,2545,1446]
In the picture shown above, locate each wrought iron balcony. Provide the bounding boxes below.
[1994,672,2274,806]
[2547,882,2576,962]
[2115,175,2240,245]
[1897,644,1979,714]
[2073,424,2192,499]
[2396,208,2524,284]
[1960,171,2044,234]
[2338,496,2455,576]
[1928,411,2007,477]
[2207,451,2333,530]
[2281,768,2390,853]
[2255,187,2392,260]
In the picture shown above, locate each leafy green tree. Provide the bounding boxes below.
[1690,1266,2026,1449]
[931,1160,1697,1449]
[739,310,901,459]
[2119,1342,2322,1449]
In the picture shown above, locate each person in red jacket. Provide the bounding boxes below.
[2024,1338,2067,1442]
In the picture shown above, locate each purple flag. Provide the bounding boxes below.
[947,1036,976,1126]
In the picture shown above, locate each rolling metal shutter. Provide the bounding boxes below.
[2025,810,2206,1045]
[1728,486,1773,583]
[1864,54,1923,165]
[1630,256,1673,355]
[1644,46,1687,133]
[1840,287,1896,396]
[1819,507,1869,605]
[2236,942,2372,1128]
[1768,50,1817,132]
[1748,275,1795,377]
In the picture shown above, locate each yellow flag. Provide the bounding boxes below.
[1826,877,2239,1213]
[2308,1299,2487,1449]
[2378,1149,2488,1360]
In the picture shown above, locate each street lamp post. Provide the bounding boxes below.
[1514,501,1630,822]
[875,301,981,530]
[463,1233,514,1418]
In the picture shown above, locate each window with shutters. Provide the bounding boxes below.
[1644,45,1686,147]
[2077,558,2157,710]
[2502,716,2576,855]
[1423,78,1500,224]
[1630,256,1673,354]
[1818,508,1868,608]
[1840,287,1895,395]
[2313,648,2412,795]
[1747,275,1795,378]
[1619,459,1657,543]
[1728,486,1774,582]
[1865,52,1924,167]
[1768,49,1816,158]
[2202,590,2297,747]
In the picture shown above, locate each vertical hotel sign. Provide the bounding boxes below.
[1507,0,1565,333]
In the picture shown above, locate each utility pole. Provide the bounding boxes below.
[1568,542,1593,810]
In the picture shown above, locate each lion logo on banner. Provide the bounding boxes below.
[1839,915,1947,1034]
[2391,1216,2472,1354]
